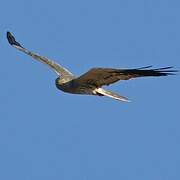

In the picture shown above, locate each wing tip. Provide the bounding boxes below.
[135,66,178,76]
[7,31,22,47]
[7,31,14,45]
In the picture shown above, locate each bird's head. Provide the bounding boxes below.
[55,77,68,86]
[55,77,61,85]
[55,77,61,89]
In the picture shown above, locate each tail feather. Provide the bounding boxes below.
[95,88,130,102]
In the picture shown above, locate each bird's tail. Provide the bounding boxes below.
[95,88,130,102]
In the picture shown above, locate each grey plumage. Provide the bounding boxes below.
[7,32,178,102]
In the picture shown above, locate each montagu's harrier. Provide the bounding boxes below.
[7,32,177,102]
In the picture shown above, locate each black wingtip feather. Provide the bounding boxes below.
[7,31,22,47]
[153,66,172,71]
[143,66,178,75]
[137,65,153,70]
[125,66,178,77]
[153,67,178,75]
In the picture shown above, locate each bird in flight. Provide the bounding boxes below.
[7,32,177,102]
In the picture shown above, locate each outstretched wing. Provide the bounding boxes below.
[74,66,177,88]
[7,32,75,81]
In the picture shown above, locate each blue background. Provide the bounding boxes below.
[0,0,180,179]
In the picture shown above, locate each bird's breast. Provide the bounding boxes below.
[56,80,94,95]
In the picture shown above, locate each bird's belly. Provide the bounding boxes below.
[56,81,95,95]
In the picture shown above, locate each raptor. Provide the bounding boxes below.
[7,32,177,102]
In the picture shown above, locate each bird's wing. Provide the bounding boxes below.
[74,66,177,88]
[7,32,75,81]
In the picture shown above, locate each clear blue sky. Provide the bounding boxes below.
[0,0,180,179]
